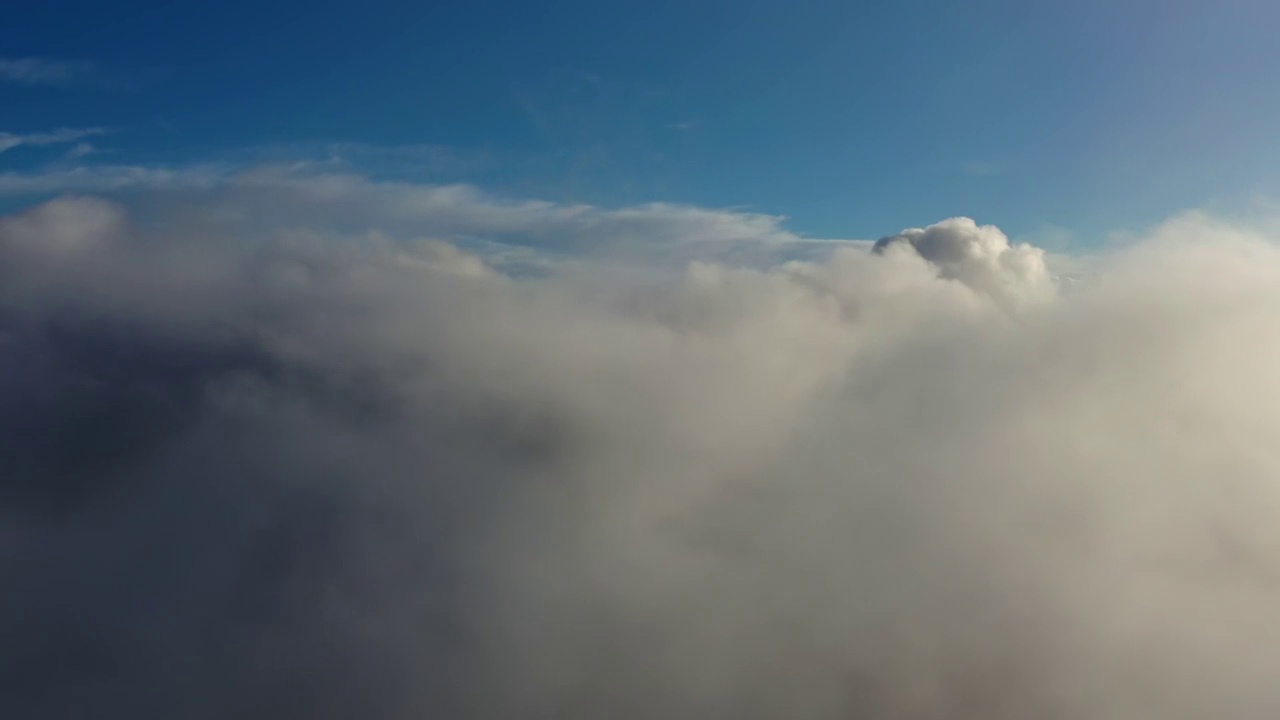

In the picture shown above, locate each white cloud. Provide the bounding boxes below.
[2,179,1280,712]
[0,163,869,267]
[63,142,97,160]
[3,176,1280,716]
[0,162,229,194]
[668,119,702,132]
[962,160,1000,176]
[874,216,1057,308]
[0,127,110,154]
[0,57,97,86]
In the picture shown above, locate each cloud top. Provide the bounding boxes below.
[2,181,1280,718]
[874,216,1056,308]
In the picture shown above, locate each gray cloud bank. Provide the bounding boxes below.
[3,180,1280,718]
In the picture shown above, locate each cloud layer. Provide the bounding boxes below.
[3,179,1280,718]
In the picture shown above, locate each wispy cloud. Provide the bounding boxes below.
[0,162,873,268]
[0,127,111,154]
[667,119,702,132]
[324,142,497,176]
[962,160,1001,177]
[63,142,99,160]
[0,57,147,90]
[151,116,181,135]
[224,141,497,178]
[0,162,228,194]
[0,57,98,87]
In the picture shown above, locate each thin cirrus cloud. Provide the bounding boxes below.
[0,161,226,194]
[0,127,111,155]
[63,142,98,160]
[3,172,1280,717]
[0,57,146,91]
[0,57,99,87]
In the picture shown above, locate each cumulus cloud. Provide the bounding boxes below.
[3,178,1280,718]
[874,216,1056,308]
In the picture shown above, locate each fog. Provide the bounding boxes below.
[4,182,1280,718]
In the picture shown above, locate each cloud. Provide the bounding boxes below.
[0,127,110,155]
[322,142,496,177]
[0,162,229,195]
[961,160,1000,177]
[206,141,497,180]
[874,216,1056,308]
[3,178,1280,718]
[0,165,866,268]
[0,57,144,90]
[0,57,98,87]
[63,142,98,160]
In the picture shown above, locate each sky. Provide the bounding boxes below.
[13,2,1280,718]
[5,0,1280,243]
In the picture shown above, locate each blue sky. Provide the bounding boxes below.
[4,0,1280,244]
